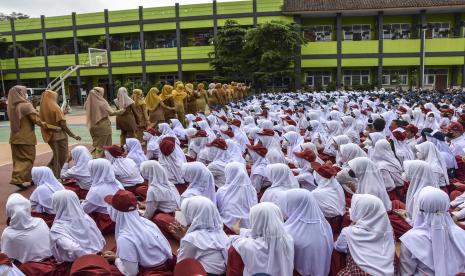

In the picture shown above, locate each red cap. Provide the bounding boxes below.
[194,117,203,122]
[103,145,124,157]
[246,143,268,157]
[221,129,234,138]
[104,190,137,212]
[392,128,407,141]
[191,130,208,138]
[285,109,293,115]
[397,106,408,114]
[218,115,228,122]
[160,137,176,156]
[459,113,465,122]
[259,110,268,117]
[174,258,207,276]
[405,124,419,135]
[285,119,297,126]
[70,254,111,275]
[294,149,316,163]
[448,122,464,133]
[207,138,228,150]
[311,162,338,179]
[229,119,241,127]
[258,128,275,136]
[146,127,157,136]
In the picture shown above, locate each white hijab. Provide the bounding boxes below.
[66,146,92,189]
[339,143,367,168]
[348,157,392,211]
[126,138,148,168]
[283,131,304,161]
[216,162,258,228]
[346,194,395,276]
[416,141,449,185]
[261,163,299,204]
[182,162,217,204]
[50,190,105,262]
[170,118,187,140]
[158,139,186,184]
[30,166,65,212]
[400,187,465,276]
[312,171,345,218]
[85,159,124,210]
[1,194,52,263]
[180,196,229,262]
[231,202,294,276]
[104,150,143,183]
[403,160,439,222]
[108,206,172,266]
[277,189,333,276]
[140,160,180,209]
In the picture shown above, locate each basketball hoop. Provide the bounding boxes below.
[88,48,108,67]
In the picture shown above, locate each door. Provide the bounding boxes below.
[435,75,447,90]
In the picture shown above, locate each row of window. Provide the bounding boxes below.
[304,69,448,86]
[303,22,454,42]
[0,29,214,59]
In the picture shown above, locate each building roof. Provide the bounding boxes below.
[283,0,465,13]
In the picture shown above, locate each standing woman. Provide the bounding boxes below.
[145,87,164,126]
[173,82,188,127]
[84,87,120,158]
[7,85,58,189]
[39,90,81,177]
[207,83,219,109]
[115,87,139,145]
[195,83,208,113]
[185,83,197,116]
[131,89,149,142]
[160,85,176,122]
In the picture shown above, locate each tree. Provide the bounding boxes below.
[243,21,306,92]
[209,20,248,83]
[0,12,30,21]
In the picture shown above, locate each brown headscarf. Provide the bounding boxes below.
[116,87,134,109]
[131,89,146,106]
[7,85,37,134]
[145,87,161,112]
[39,90,65,142]
[84,87,113,128]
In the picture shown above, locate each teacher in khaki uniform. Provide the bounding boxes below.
[39,90,81,178]
[84,87,122,158]
[7,85,60,189]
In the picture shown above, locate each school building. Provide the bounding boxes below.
[1,0,465,103]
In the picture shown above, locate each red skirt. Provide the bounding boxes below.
[63,182,89,200]
[186,155,196,162]
[139,258,175,276]
[175,183,188,194]
[88,212,115,235]
[455,156,465,182]
[326,216,343,236]
[151,212,177,241]
[329,250,347,276]
[388,200,412,240]
[125,183,148,200]
[19,258,71,276]
[31,212,55,228]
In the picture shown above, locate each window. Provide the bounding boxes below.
[383,23,410,40]
[268,76,290,88]
[145,32,177,49]
[195,73,213,83]
[423,69,448,85]
[303,25,332,42]
[159,74,177,85]
[126,76,143,90]
[430,22,450,38]
[305,71,331,86]
[76,36,106,53]
[382,69,408,85]
[343,25,371,41]
[343,70,370,86]
[192,30,213,46]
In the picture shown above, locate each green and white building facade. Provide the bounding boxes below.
[1,0,465,103]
